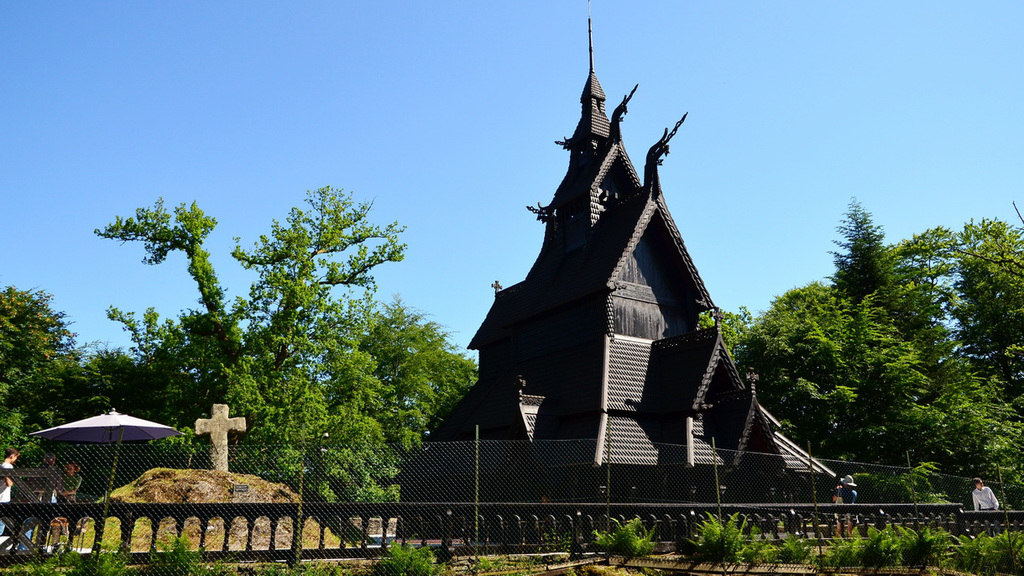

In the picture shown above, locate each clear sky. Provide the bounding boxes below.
[2,2,1022,354]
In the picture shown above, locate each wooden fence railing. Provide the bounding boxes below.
[0,502,1013,565]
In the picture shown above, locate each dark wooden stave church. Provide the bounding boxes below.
[412,36,830,504]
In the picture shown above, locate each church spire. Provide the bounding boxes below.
[567,10,610,154]
[588,8,595,75]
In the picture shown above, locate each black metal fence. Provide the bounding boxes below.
[0,439,1019,569]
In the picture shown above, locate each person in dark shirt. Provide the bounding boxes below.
[833,475,858,536]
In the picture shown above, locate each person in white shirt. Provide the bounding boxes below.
[972,477,1000,511]
[0,448,20,537]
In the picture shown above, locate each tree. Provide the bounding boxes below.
[96,187,409,445]
[949,218,1024,395]
[97,186,478,477]
[831,199,893,306]
[360,298,477,445]
[0,286,77,439]
[735,204,1021,476]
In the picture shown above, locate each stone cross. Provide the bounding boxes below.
[195,404,246,472]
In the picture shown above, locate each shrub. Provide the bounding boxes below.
[592,518,655,558]
[372,543,439,576]
[148,534,227,576]
[819,534,864,568]
[738,537,777,563]
[776,534,813,564]
[951,533,992,575]
[861,526,904,568]
[985,531,1024,575]
[3,554,67,576]
[690,513,747,563]
[898,525,950,567]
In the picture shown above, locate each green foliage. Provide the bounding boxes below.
[986,531,1024,575]
[149,535,208,576]
[898,525,950,567]
[861,526,903,568]
[738,536,777,563]
[73,550,134,576]
[372,543,439,576]
[951,533,991,575]
[0,285,77,439]
[735,202,1024,477]
[593,517,655,558]
[689,513,747,563]
[94,187,476,497]
[775,534,812,564]
[255,563,350,576]
[361,298,477,446]
[950,532,1024,576]
[819,534,864,568]
[540,524,572,554]
[2,552,71,576]
[832,199,893,306]
[862,462,950,504]
[698,307,752,356]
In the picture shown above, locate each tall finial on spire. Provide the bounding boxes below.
[588,0,595,73]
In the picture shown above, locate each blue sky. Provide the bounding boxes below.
[3,2,1022,354]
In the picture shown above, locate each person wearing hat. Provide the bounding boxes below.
[833,475,858,504]
[833,475,858,536]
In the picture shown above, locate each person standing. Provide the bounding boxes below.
[833,475,858,504]
[832,475,858,536]
[972,477,1001,535]
[972,477,999,511]
[0,448,20,537]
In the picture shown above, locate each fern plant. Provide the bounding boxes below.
[861,526,904,568]
[985,531,1024,575]
[819,534,864,568]
[898,525,950,567]
[690,513,747,563]
[950,533,992,575]
[592,518,655,558]
[776,534,813,564]
[372,543,440,576]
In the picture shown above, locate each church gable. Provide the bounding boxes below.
[611,211,702,340]
[693,339,745,411]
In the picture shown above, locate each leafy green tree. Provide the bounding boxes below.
[736,204,1021,475]
[97,187,476,470]
[0,286,77,438]
[361,298,477,445]
[950,218,1024,395]
[96,187,407,443]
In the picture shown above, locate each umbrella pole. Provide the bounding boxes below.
[93,427,124,555]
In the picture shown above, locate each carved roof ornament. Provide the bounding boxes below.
[609,84,638,143]
[746,369,760,391]
[526,202,553,222]
[712,306,724,327]
[644,113,688,196]
[491,280,503,294]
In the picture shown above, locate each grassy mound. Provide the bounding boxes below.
[109,468,298,503]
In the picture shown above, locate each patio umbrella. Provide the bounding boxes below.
[30,410,181,552]
[31,410,182,443]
